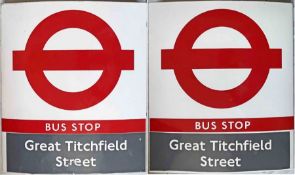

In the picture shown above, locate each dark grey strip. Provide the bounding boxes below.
[7,133,145,174]
[150,132,290,172]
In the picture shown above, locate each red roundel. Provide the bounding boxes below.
[13,10,134,110]
[162,9,282,108]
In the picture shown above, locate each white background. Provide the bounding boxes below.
[2,2,147,120]
[149,2,293,118]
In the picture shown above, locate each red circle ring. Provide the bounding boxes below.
[22,10,131,110]
[162,9,281,108]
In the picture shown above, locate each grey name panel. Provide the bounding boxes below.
[150,132,290,172]
[7,133,145,174]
